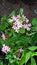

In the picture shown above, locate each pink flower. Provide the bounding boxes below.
[12,20,23,32]
[23,24,28,29]
[23,24,30,31]
[2,44,10,53]
[9,15,31,32]
[26,18,29,23]
[16,20,23,28]
[9,16,17,23]
[1,34,6,40]
[12,16,17,21]
[12,25,19,32]
[22,15,26,18]
[27,27,30,31]
[17,15,20,19]
[28,23,31,27]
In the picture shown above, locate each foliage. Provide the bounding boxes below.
[0,8,37,65]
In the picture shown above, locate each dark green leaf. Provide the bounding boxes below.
[31,26,37,32]
[0,38,4,47]
[1,16,7,22]
[31,33,37,45]
[19,27,25,34]
[32,18,37,26]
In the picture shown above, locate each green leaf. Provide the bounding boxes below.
[19,52,26,65]
[0,60,3,65]
[10,11,16,17]
[19,8,24,15]
[31,33,37,45]
[0,23,6,31]
[11,28,15,33]
[19,27,25,34]
[20,36,30,44]
[0,16,8,31]
[19,52,31,65]
[1,16,7,22]
[31,57,36,65]
[28,46,37,51]
[16,36,30,46]
[34,52,37,56]
[32,18,37,26]
[26,32,35,36]
[0,21,9,31]
[6,54,11,59]
[9,59,14,63]
[31,52,37,57]
[25,52,31,64]
[31,26,37,32]
[0,38,4,48]
[20,17,25,23]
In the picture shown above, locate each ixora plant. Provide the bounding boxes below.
[0,8,37,65]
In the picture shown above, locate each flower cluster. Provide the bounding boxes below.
[9,15,31,32]
[1,33,7,40]
[2,44,10,53]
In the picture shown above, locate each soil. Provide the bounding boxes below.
[0,0,37,21]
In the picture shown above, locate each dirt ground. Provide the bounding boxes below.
[0,0,37,21]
